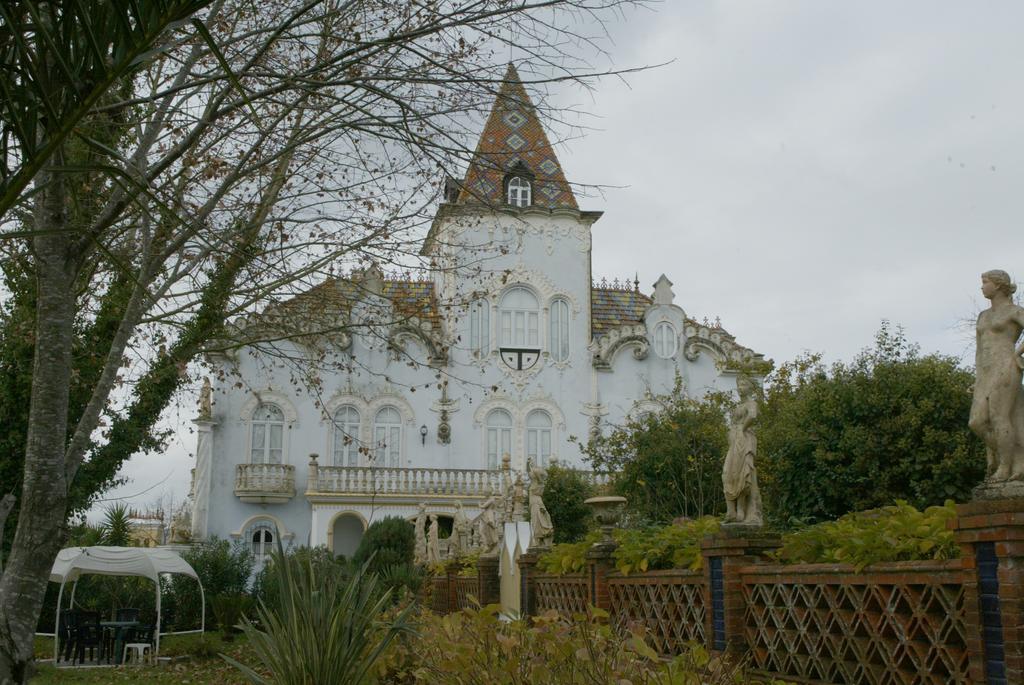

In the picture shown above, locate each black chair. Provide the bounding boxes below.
[116,608,140,622]
[73,611,103,665]
[58,610,78,662]
[122,624,155,665]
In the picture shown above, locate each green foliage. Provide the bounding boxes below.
[383,604,769,685]
[772,501,960,571]
[163,538,252,631]
[352,516,415,575]
[538,518,721,576]
[378,564,427,606]
[579,381,730,523]
[615,517,721,575]
[251,546,349,614]
[759,323,985,525]
[159,632,227,659]
[212,593,255,640]
[98,503,133,547]
[541,463,596,543]
[224,546,413,685]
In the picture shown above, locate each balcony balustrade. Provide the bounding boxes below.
[234,463,295,504]
[308,465,508,498]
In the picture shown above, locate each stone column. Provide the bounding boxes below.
[585,539,617,612]
[190,418,216,540]
[477,555,501,607]
[446,560,462,613]
[518,549,541,618]
[953,498,1024,684]
[701,527,779,657]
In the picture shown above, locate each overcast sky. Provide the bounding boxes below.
[92,1,1024,519]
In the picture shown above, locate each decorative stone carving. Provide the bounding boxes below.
[723,377,763,526]
[527,463,554,549]
[476,488,501,556]
[414,503,428,565]
[198,377,213,420]
[683,319,766,371]
[451,502,471,558]
[590,324,650,369]
[427,514,441,565]
[970,269,1024,498]
[388,323,447,366]
[651,274,675,306]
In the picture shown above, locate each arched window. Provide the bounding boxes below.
[250,403,284,464]
[526,410,553,467]
[332,406,361,467]
[249,521,274,564]
[485,409,513,470]
[507,176,531,207]
[653,322,677,359]
[373,406,402,467]
[500,287,539,348]
[549,298,570,362]
[469,297,490,358]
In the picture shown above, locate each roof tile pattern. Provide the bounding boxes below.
[458,64,578,209]
[276,278,441,333]
[591,288,651,336]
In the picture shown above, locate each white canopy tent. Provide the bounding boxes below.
[49,546,205,663]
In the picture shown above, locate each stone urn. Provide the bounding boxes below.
[585,495,627,545]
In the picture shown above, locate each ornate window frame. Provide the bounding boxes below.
[230,514,296,564]
[239,391,298,465]
[653,321,678,359]
[548,296,572,367]
[484,408,514,470]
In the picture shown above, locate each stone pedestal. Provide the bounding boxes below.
[517,549,542,618]
[190,419,216,540]
[585,541,618,612]
[701,527,779,656]
[953,498,1024,685]
[476,555,501,607]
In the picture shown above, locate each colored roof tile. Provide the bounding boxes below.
[591,287,651,337]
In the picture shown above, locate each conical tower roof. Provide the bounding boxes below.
[457,64,578,209]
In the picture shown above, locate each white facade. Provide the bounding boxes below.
[191,67,765,559]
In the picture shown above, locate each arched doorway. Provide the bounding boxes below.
[330,513,365,559]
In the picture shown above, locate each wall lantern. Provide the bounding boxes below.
[420,424,428,445]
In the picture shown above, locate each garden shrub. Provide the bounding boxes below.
[252,546,350,612]
[772,500,960,570]
[352,516,415,575]
[541,463,596,543]
[379,604,779,684]
[537,517,721,576]
[163,537,252,631]
[212,593,255,639]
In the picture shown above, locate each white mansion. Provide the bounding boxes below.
[189,65,765,561]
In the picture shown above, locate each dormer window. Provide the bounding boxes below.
[507,176,531,207]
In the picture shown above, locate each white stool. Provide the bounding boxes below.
[122,642,152,665]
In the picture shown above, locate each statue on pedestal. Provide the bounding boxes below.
[528,463,554,549]
[451,502,470,558]
[476,486,500,556]
[426,513,441,565]
[970,269,1024,497]
[198,377,213,420]
[414,503,427,565]
[723,376,763,526]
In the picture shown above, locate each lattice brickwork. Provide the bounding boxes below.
[742,561,969,685]
[608,570,706,656]
[454,576,477,610]
[534,574,589,616]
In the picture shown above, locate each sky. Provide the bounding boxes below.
[90,0,1024,519]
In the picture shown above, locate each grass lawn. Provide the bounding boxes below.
[30,634,258,684]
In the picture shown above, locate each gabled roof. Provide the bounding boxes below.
[457,63,578,209]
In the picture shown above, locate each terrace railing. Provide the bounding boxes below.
[234,463,295,503]
[308,465,507,498]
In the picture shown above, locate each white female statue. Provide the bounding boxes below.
[477,488,500,556]
[451,502,471,557]
[414,503,427,565]
[722,376,763,526]
[970,269,1024,493]
[426,514,441,565]
[527,463,554,548]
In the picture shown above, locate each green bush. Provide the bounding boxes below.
[760,324,984,525]
[212,593,255,639]
[578,381,730,523]
[537,517,721,576]
[163,537,252,631]
[772,500,960,570]
[541,463,596,544]
[159,632,226,658]
[252,546,350,613]
[352,516,415,575]
[224,546,413,684]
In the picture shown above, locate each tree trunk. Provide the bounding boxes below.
[0,494,14,574]
[0,172,77,684]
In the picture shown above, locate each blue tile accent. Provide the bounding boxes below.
[710,556,726,651]
[976,542,1007,685]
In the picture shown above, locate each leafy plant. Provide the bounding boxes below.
[251,546,350,614]
[759,323,984,525]
[542,463,596,543]
[772,500,960,571]
[538,517,722,576]
[212,593,255,640]
[98,503,133,547]
[224,547,413,685]
[163,537,252,631]
[352,516,415,576]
